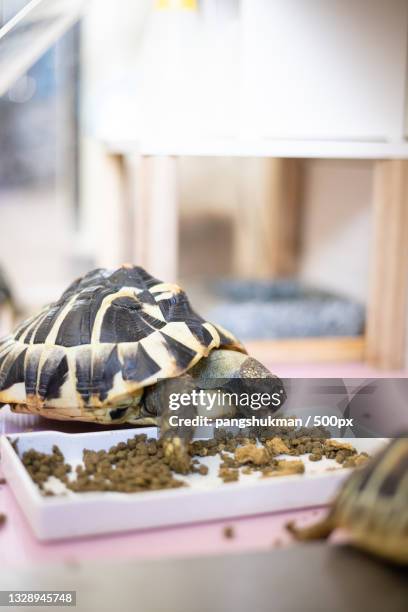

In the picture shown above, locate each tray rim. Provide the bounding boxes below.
[2,429,372,506]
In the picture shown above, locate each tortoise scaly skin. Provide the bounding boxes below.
[288,437,408,565]
[0,265,283,472]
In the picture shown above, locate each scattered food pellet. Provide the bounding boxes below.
[223,525,235,539]
[235,444,269,466]
[0,513,6,528]
[325,440,356,452]
[265,437,290,455]
[262,460,305,477]
[343,453,370,468]
[335,451,345,464]
[0,477,6,485]
[219,467,239,483]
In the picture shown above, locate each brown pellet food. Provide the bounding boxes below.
[262,459,305,478]
[335,451,346,464]
[324,439,356,453]
[219,467,239,483]
[0,513,6,528]
[20,435,186,495]
[18,425,367,495]
[343,453,370,469]
[235,444,269,466]
[21,445,71,491]
[265,437,290,456]
[223,525,235,539]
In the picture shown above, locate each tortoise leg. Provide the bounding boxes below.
[286,515,335,541]
[143,374,197,474]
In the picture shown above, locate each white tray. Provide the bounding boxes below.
[0,429,386,541]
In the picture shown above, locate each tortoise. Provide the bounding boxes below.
[0,264,283,471]
[287,436,408,565]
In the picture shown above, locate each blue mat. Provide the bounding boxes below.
[208,280,365,340]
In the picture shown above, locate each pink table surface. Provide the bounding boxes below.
[0,474,327,568]
[0,361,402,569]
[0,411,326,569]
[0,415,327,568]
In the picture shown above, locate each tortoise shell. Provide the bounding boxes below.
[0,265,245,421]
[289,437,408,564]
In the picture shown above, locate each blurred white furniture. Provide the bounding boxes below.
[87,0,408,369]
[0,303,14,337]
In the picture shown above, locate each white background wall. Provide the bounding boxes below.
[299,160,373,303]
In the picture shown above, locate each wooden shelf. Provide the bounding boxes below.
[246,336,365,364]
[103,137,408,160]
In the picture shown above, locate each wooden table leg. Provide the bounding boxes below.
[234,158,301,278]
[82,140,129,268]
[128,155,179,282]
[366,160,408,369]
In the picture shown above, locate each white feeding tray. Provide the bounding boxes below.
[0,429,386,541]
